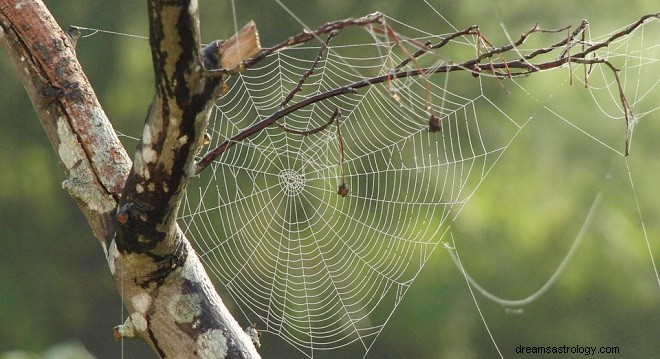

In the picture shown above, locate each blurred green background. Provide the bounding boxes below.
[1,1,658,358]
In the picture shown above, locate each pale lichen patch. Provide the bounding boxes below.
[181,250,204,282]
[142,146,158,164]
[57,118,115,213]
[168,293,202,324]
[132,293,152,314]
[148,182,156,192]
[197,329,228,359]
[106,241,120,275]
[57,117,81,171]
[82,107,131,191]
[188,0,198,15]
[130,312,148,332]
[136,183,144,193]
[142,124,154,145]
[134,151,143,172]
[162,182,169,193]
[179,135,189,145]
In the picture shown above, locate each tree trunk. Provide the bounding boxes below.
[0,0,260,357]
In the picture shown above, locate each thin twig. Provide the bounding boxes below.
[572,58,633,155]
[243,12,384,69]
[575,13,659,57]
[279,31,338,109]
[274,109,336,136]
[335,109,349,197]
[194,13,658,173]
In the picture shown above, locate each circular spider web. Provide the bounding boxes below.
[177,13,659,357]
[180,18,519,356]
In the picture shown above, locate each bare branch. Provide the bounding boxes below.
[195,13,658,173]
[245,12,384,68]
[395,25,478,69]
[0,0,130,246]
[203,13,383,78]
[279,30,338,109]
[111,1,261,357]
[3,0,261,356]
[576,13,659,57]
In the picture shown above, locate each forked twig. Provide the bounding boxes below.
[244,12,384,70]
[195,12,659,174]
[279,31,338,109]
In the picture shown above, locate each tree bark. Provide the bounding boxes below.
[0,0,260,357]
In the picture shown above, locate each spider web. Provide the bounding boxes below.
[181,19,509,355]
[175,11,659,358]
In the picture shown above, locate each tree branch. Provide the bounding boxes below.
[0,0,131,247]
[112,1,260,357]
[1,0,260,357]
[195,13,658,172]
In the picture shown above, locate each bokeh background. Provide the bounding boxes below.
[1,1,658,358]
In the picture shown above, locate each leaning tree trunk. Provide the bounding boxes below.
[0,1,260,357]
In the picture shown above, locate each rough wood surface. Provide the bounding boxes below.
[0,0,130,247]
[0,0,260,357]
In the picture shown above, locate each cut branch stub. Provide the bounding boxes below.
[202,21,262,76]
[218,21,262,70]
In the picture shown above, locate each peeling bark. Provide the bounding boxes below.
[0,0,260,357]
[0,0,130,246]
